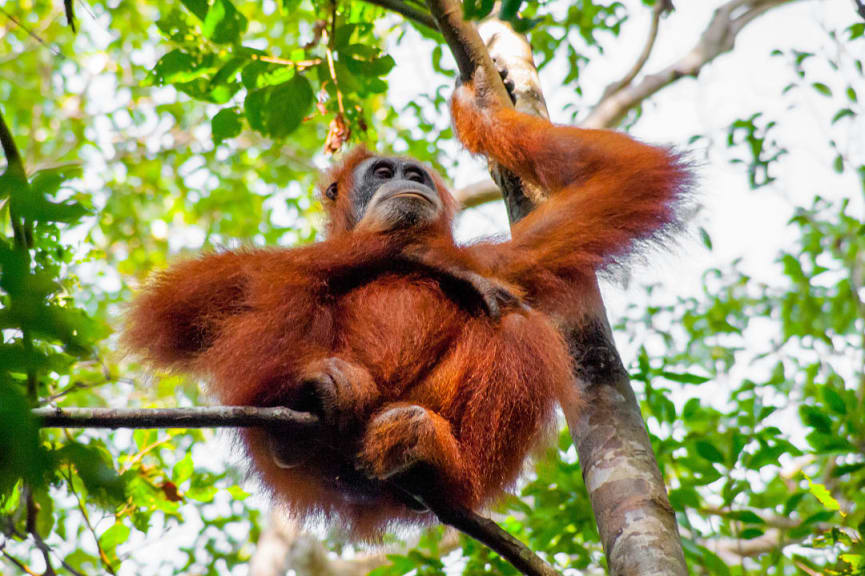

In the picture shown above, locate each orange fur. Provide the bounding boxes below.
[124,74,690,539]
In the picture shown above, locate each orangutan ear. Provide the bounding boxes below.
[325,182,338,201]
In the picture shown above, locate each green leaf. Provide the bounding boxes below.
[244,74,313,138]
[804,474,843,515]
[226,485,250,500]
[100,523,131,554]
[187,484,218,502]
[499,0,523,20]
[30,164,82,197]
[727,510,766,524]
[172,453,194,485]
[695,440,725,464]
[811,82,832,97]
[361,55,396,77]
[669,487,700,510]
[148,50,211,85]
[699,226,713,250]
[740,527,765,539]
[181,0,208,20]
[56,443,126,506]
[799,405,832,434]
[33,488,55,536]
[0,384,50,498]
[212,107,243,143]
[682,398,701,421]
[14,193,90,224]
[832,108,855,124]
[822,386,847,414]
[202,0,248,44]
[661,371,711,384]
[747,444,785,470]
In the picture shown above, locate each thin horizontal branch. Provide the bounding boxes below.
[32,404,556,576]
[454,178,502,208]
[33,406,318,429]
[361,0,438,30]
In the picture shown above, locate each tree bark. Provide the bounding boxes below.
[427,5,689,574]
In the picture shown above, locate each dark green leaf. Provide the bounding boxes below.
[727,510,766,524]
[244,74,313,138]
[55,443,126,506]
[661,371,710,384]
[832,108,855,124]
[500,0,523,20]
[181,0,208,20]
[695,440,725,464]
[212,107,243,143]
[202,0,247,44]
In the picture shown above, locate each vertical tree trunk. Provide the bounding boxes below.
[426,4,688,573]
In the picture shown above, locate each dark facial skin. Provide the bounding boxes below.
[351,157,444,232]
[331,155,522,320]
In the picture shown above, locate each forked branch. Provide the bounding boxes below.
[586,0,800,128]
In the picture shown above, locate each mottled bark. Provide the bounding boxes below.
[427,6,689,574]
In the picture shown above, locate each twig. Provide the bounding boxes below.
[600,0,671,100]
[361,0,438,30]
[24,487,57,576]
[1,548,40,576]
[324,2,346,116]
[64,0,76,32]
[0,6,65,58]
[250,54,322,69]
[585,0,799,128]
[62,468,116,575]
[33,406,319,429]
[426,0,503,84]
[0,107,23,173]
[412,490,561,576]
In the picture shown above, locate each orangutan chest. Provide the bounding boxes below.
[337,275,466,386]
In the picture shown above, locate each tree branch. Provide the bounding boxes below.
[454,178,503,208]
[35,405,558,576]
[32,406,318,429]
[426,4,689,574]
[455,0,800,209]
[600,0,672,101]
[361,0,438,31]
[584,0,799,129]
[0,107,23,174]
[416,493,560,576]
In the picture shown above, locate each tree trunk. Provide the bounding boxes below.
[425,5,689,572]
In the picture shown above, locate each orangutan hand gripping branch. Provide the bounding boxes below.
[124,68,691,539]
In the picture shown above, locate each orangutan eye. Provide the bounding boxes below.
[325,183,338,200]
[374,164,394,179]
[405,168,425,183]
